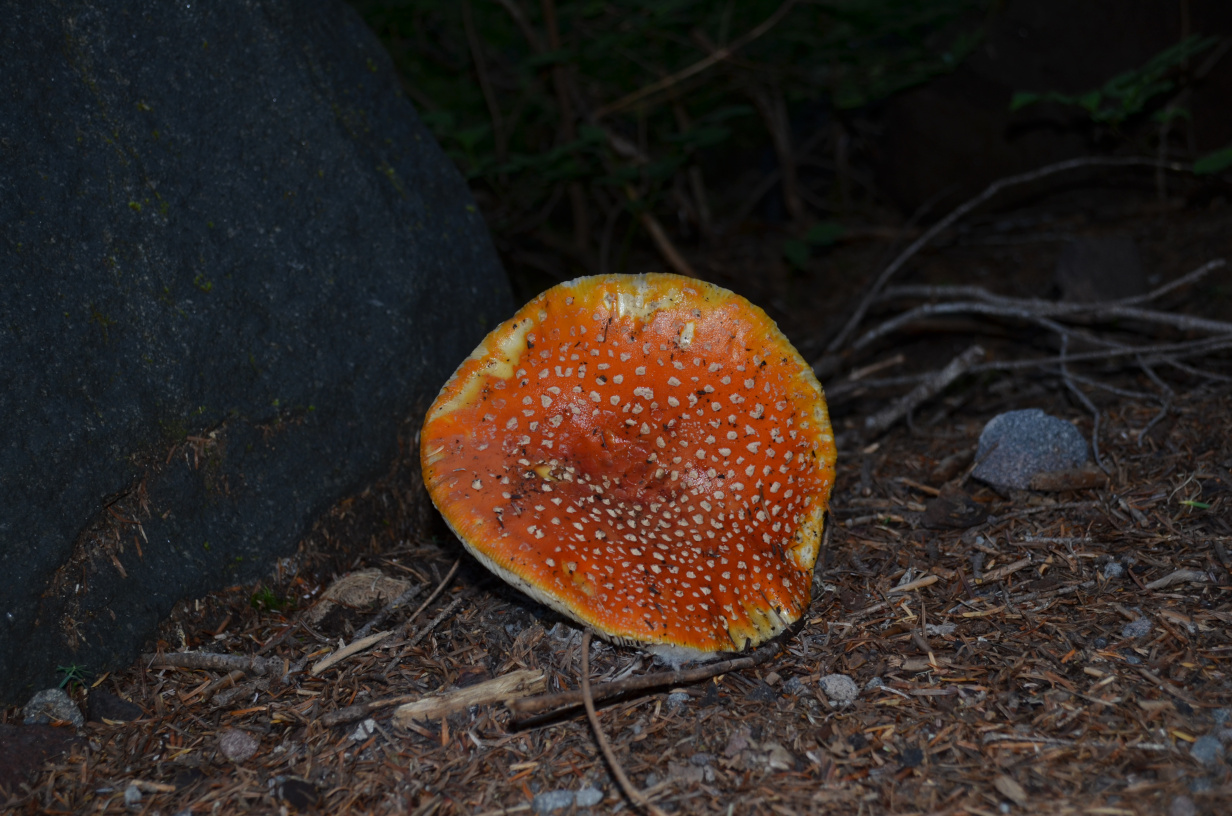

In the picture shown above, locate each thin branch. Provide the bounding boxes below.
[405,595,465,650]
[593,0,798,119]
[400,560,459,637]
[354,582,426,641]
[462,0,507,166]
[826,334,1232,399]
[493,0,544,53]
[626,185,697,277]
[824,156,1195,354]
[862,345,984,436]
[1060,335,1107,473]
[509,638,779,720]
[881,258,1225,312]
[580,632,667,816]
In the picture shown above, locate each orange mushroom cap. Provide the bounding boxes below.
[420,274,836,660]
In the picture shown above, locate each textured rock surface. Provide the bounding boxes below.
[972,409,1089,491]
[0,0,513,702]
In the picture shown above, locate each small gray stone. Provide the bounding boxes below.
[973,409,1089,490]
[1102,561,1124,580]
[925,623,956,636]
[782,676,806,695]
[1190,734,1224,766]
[666,691,690,711]
[1213,708,1231,726]
[123,784,142,807]
[532,790,575,814]
[1120,617,1153,640]
[22,689,84,728]
[864,676,885,692]
[819,673,859,704]
[218,728,259,763]
[1168,794,1196,816]
[350,718,377,742]
[574,786,603,808]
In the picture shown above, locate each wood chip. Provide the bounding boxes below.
[310,631,392,676]
[994,774,1029,805]
[392,669,546,727]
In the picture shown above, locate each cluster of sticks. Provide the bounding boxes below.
[814,156,1231,459]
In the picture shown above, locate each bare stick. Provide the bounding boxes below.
[394,669,546,727]
[580,632,668,816]
[405,595,465,650]
[462,0,507,166]
[862,345,984,436]
[509,639,778,720]
[493,0,544,53]
[594,0,798,119]
[827,334,1232,400]
[400,560,459,636]
[626,186,697,278]
[311,631,393,677]
[1059,335,1107,473]
[882,258,1225,312]
[354,583,426,641]
[748,83,804,222]
[142,652,284,676]
[824,155,1193,354]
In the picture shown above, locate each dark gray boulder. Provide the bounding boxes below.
[0,0,513,703]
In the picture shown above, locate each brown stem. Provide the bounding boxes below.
[540,0,590,252]
[823,156,1196,355]
[626,186,697,278]
[509,638,778,720]
[748,83,804,222]
[594,0,799,119]
[580,632,668,816]
[462,0,507,167]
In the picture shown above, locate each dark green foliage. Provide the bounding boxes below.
[56,664,92,690]
[352,0,985,250]
[1194,144,1232,176]
[250,586,294,613]
[1011,35,1220,128]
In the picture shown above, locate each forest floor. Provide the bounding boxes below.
[4,168,1232,815]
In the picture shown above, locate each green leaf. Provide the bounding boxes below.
[1194,145,1232,175]
[805,221,845,246]
[782,239,811,269]
[1009,91,1042,111]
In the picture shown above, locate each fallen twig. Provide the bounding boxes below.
[392,669,546,728]
[400,560,459,636]
[354,582,426,641]
[862,344,984,436]
[822,155,1195,356]
[142,651,284,676]
[593,0,798,119]
[310,630,392,677]
[579,631,668,816]
[509,638,779,721]
[406,595,466,649]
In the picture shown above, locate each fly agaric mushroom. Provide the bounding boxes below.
[421,274,836,661]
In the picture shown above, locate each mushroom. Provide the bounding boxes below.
[420,274,836,662]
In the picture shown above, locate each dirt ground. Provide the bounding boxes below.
[4,168,1232,814]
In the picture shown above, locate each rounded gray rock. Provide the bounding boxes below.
[22,688,85,728]
[973,409,1089,490]
[532,790,575,814]
[819,673,859,704]
[1191,734,1224,766]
